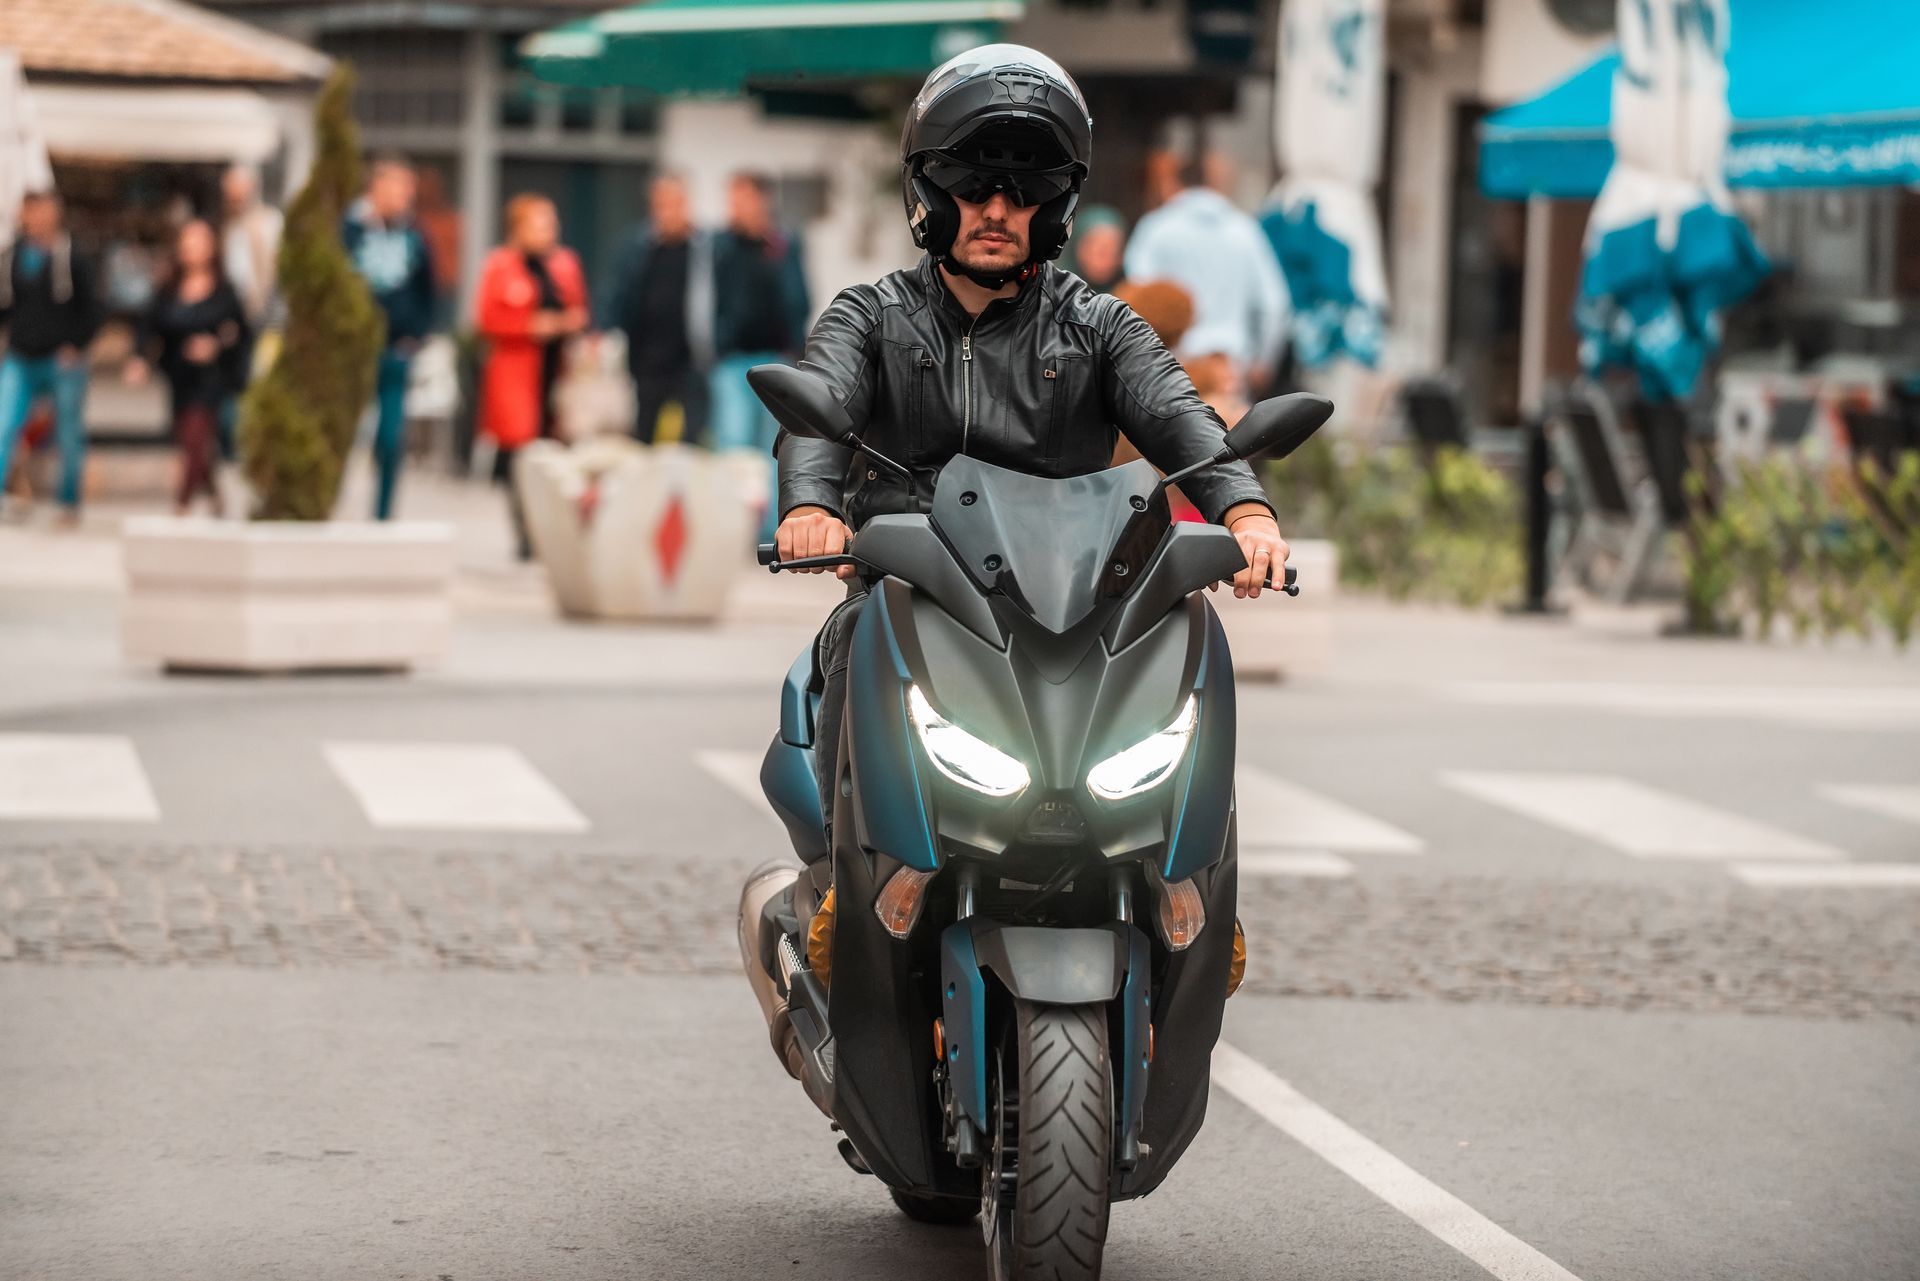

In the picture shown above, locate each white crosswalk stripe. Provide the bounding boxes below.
[1440,681,1920,730]
[1240,851,1356,879]
[696,749,779,824]
[1234,767,1425,854]
[323,742,590,833]
[0,734,160,823]
[1731,862,1920,889]
[1441,771,1844,861]
[1818,783,1920,827]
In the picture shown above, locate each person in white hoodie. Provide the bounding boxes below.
[1123,152,1289,395]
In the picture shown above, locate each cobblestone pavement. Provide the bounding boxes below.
[3,841,1914,1022]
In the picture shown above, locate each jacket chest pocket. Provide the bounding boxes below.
[1043,356,1087,464]
[910,347,933,454]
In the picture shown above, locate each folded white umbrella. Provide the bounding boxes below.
[0,50,55,242]
[1261,0,1389,369]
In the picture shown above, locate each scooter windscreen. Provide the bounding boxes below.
[929,455,1171,633]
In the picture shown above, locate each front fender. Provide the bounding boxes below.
[940,918,1144,1139]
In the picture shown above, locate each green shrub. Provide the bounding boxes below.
[1684,453,1918,649]
[1264,439,1523,608]
[238,67,384,520]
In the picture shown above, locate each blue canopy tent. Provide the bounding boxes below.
[1481,0,1920,198]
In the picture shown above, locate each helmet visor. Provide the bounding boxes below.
[922,158,1075,209]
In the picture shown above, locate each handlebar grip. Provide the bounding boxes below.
[756,542,780,567]
[1262,565,1300,595]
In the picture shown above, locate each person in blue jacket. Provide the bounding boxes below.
[342,154,438,520]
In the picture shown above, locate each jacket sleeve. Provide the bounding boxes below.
[1247,224,1290,376]
[1096,298,1275,525]
[598,233,639,332]
[784,233,812,353]
[70,251,104,351]
[473,255,530,341]
[409,230,439,338]
[776,284,880,521]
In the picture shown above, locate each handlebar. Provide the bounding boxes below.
[758,542,1300,595]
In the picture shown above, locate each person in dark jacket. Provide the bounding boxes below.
[342,154,438,520]
[124,218,250,516]
[601,173,711,444]
[710,171,810,540]
[774,46,1288,835]
[0,191,102,522]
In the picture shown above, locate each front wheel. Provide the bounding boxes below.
[983,1001,1113,1281]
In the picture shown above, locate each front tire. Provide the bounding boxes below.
[983,1001,1113,1281]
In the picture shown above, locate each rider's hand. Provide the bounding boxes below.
[777,505,856,579]
[1215,502,1289,599]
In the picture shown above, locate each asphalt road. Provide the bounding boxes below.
[4,574,1919,1280]
[3,968,1915,1281]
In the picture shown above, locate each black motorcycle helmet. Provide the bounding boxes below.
[901,44,1092,289]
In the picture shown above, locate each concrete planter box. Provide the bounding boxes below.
[121,517,455,673]
[516,438,753,622]
[1213,537,1338,681]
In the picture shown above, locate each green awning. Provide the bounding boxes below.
[523,0,1024,93]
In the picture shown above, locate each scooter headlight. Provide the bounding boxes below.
[907,685,1029,798]
[1086,696,1198,801]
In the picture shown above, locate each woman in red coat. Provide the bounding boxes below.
[474,193,588,556]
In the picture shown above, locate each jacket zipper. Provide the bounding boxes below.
[960,312,981,454]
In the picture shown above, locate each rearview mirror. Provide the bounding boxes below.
[1222,393,1334,462]
[747,364,857,446]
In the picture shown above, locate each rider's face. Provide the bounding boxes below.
[950,192,1034,274]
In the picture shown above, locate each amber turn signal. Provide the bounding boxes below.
[874,866,936,939]
[1150,869,1207,950]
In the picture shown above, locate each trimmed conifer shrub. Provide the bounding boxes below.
[239,66,384,520]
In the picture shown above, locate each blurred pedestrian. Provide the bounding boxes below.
[0,191,101,525]
[219,165,282,458]
[474,193,587,558]
[603,173,710,444]
[221,166,282,330]
[1113,279,1208,522]
[1064,205,1127,293]
[1124,152,1288,395]
[710,171,809,541]
[124,218,249,517]
[343,153,438,521]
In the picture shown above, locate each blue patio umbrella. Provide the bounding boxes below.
[1568,0,1768,400]
[1480,0,1920,198]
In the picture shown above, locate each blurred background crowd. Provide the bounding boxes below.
[2,0,1918,637]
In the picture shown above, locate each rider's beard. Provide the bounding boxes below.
[954,220,1027,271]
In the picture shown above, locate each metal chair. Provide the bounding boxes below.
[1545,381,1670,604]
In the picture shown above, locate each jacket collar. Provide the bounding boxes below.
[918,255,1045,328]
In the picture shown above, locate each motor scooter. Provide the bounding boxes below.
[739,364,1332,1279]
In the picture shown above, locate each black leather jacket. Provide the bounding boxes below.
[776,257,1274,531]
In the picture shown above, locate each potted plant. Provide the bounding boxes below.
[121,68,454,672]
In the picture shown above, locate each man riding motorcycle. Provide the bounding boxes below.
[775,44,1291,842]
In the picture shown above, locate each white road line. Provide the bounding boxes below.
[696,749,779,823]
[1440,681,1920,730]
[1731,862,1920,889]
[1441,771,1844,861]
[1819,783,1920,827]
[1212,1043,1583,1281]
[323,742,590,833]
[0,734,160,822]
[1236,767,1425,854]
[1240,851,1356,879]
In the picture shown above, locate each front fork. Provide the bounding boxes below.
[935,863,1153,1175]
